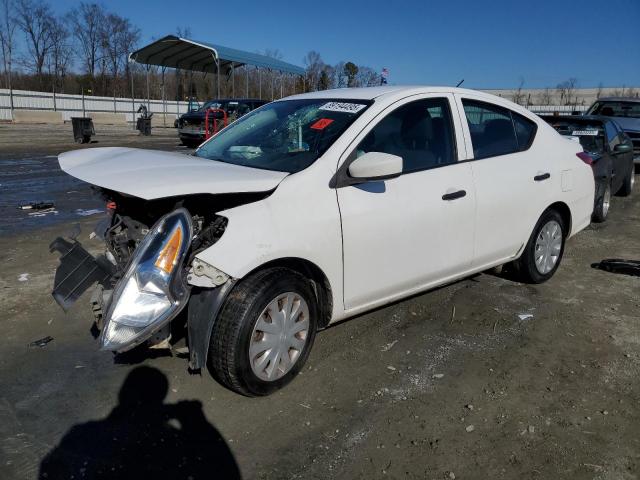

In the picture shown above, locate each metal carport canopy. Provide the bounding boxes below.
[128,35,305,75]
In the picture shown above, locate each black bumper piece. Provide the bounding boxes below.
[50,237,115,310]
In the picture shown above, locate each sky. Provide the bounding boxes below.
[49,0,640,89]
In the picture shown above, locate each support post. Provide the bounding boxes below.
[215,58,220,99]
[161,66,167,127]
[146,66,151,113]
[130,67,135,130]
[232,63,235,97]
[258,68,262,99]
[245,66,249,98]
[82,88,85,118]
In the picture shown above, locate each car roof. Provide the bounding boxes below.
[203,98,266,103]
[284,86,489,101]
[593,97,640,103]
[541,115,608,123]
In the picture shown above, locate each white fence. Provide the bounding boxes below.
[0,88,192,123]
[0,88,589,123]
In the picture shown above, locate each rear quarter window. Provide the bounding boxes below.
[513,113,537,151]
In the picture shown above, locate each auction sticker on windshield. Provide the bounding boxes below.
[572,130,599,136]
[319,102,367,114]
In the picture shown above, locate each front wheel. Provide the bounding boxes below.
[208,268,318,396]
[513,209,566,284]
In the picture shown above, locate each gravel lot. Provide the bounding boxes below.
[0,123,639,479]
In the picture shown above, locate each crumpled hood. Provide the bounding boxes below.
[58,147,288,200]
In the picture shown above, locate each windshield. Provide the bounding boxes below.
[195,99,371,173]
[587,101,640,118]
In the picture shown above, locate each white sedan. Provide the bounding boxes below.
[53,86,594,396]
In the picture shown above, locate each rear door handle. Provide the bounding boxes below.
[534,173,551,181]
[442,190,466,201]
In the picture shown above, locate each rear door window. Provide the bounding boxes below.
[462,99,537,159]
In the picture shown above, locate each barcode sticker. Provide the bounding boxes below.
[319,102,367,114]
[571,130,599,136]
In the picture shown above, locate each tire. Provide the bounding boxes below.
[208,268,318,396]
[618,167,635,197]
[592,181,611,223]
[513,209,566,284]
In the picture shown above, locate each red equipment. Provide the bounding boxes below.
[204,108,228,140]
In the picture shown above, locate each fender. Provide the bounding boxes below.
[187,280,237,370]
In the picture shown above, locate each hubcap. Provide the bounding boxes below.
[249,292,309,381]
[602,186,611,217]
[534,220,563,274]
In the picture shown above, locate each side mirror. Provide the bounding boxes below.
[348,152,403,181]
[614,143,632,153]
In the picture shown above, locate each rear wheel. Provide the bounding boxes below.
[592,181,611,222]
[513,209,566,284]
[618,167,635,197]
[208,268,318,396]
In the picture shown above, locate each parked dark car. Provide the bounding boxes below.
[542,115,635,222]
[585,98,640,172]
[177,98,268,147]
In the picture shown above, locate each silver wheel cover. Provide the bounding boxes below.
[249,292,310,381]
[602,185,611,217]
[534,220,563,275]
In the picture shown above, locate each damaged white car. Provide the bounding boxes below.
[51,86,594,396]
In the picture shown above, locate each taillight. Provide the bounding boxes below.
[576,151,594,166]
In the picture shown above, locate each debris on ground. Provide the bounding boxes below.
[27,208,58,217]
[518,313,534,321]
[18,273,29,282]
[592,259,640,277]
[28,336,53,348]
[19,201,54,210]
[381,340,398,352]
[465,425,475,433]
[75,208,104,217]
[432,373,444,379]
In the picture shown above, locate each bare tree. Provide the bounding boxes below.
[354,66,379,87]
[46,15,72,91]
[511,77,526,105]
[537,87,552,106]
[67,2,106,78]
[556,78,578,106]
[303,50,324,91]
[101,13,139,91]
[14,0,55,79]
[596,82,603,99]
[0,0,17,92]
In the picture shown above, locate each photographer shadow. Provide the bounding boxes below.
[39,366,240,479]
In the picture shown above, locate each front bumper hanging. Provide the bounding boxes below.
[50,237,115,310]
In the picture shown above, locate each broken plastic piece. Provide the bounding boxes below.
[50,236,115,310]
[29,336,53,348]
[592,259,640,277]
[19,201,54,210]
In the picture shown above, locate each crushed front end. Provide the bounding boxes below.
[50,190,234,354]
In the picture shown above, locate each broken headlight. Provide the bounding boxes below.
[101,208,193,351]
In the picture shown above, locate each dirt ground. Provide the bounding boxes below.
[0,124,639,479]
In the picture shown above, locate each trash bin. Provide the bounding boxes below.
[71,117,95,144]
[136,116,152,136]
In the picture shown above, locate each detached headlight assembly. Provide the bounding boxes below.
[101,208,193,351]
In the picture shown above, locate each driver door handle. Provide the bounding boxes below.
[442,190,466,201]
[534,173,551,181]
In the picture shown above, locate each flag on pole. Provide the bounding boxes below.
[380,68,389,85]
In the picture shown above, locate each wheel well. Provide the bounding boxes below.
[245,258,333,330]
[546,201,572,237]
